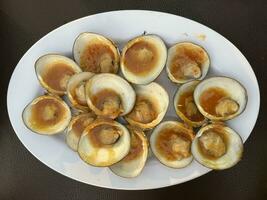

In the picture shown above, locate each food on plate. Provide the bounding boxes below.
[35,54,82,95]
[22,30,249,177]
[85,73,136,119]
[78,118,131,167]
[191,123,243,170]
[67,72,94,111]
[66,112,96,151]
[150,121,195,168]
[120,34,167,84]
[166,42,209,84]
[174,80,206,127]
[22,95,71,135]
[73,32,120,73]
[125,82,169,130]
[194,76,247,121]
[110,126,148,178]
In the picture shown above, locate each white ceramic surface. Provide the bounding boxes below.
[7,10,260,190]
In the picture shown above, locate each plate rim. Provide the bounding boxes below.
[7,10,260,190]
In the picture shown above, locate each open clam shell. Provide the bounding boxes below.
[22,95,71,135]
[191,123,243,170]
[77,118,131,167]
[125,82,169,130]
[73,32,120,74]
[150,121,195,168]
[194,76,247,121]
[120,34,167,84]
[166,42,210,84]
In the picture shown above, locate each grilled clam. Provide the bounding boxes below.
[191,123,243,170]
[125,82,169,130]
[150,121,195,168]
[78,118,131,167]
[120,35,167,84]
[73,32,120,73]
[194,76,247,121]
[85,73,136,119]
[22,95,71,135]
[166,42,209,84]
[35,54,82,95]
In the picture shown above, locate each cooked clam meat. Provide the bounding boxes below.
[198,130,226,158]
[96,125,120,145]
[215,98,239,117]
[127,97,157,124]
[91,89,123,118]
[156,129,192,161]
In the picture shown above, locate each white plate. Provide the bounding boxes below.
[7,10,260,190]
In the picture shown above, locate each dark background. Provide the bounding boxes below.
[1,0,267,199]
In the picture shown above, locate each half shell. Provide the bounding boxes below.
[125,82,169,130]
[166,42,209,84]
[191,123,243,170]
[85,73,136,119]
[194,76,247,121]
[73,32,120,73]
[22,95,71,135]
[78,118,131,167]
[120,34,167,84]
[150,121,195,168]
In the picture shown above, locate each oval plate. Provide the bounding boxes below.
[7,10,260,190]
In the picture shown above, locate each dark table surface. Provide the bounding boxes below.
[1,0,267,199]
